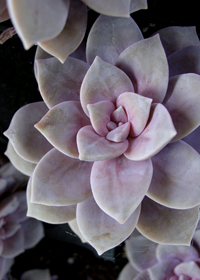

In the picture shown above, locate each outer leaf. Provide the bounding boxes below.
[77,197,141,255]
[39,0,87,63]
[116,35,169,103]
[35,101,90,158]
[130,0,148,13]
[147,140,200,209]
[148,259,181,280]
[86,15,143,65]
[27,177,76,224]
[124,104,177,161]
[164,73,200,141]
[4,102,53,163]
[20,269,51,280]
[0,0,9,22]
[183,125,200,154]
[31,148,92,206]
[0,257,13,280]
[21,218,44,249]
[174,261,200,278]
[7,0,70,49]
[137,197,199,245]
[5,141,36,176]
[91,155,152,223]
[37,56,89,109]
[118,263,139,280]
[154,26,200,57]
[77,125,129,161]
[1,227,24,258]
[80,56,134,116]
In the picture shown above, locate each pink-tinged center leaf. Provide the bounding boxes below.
[86,15,143,65]
[106,122,130,142]
[27,177,76,224]
[147,140,200,209]
[124,103,177,161]
[111,106,128,123]
[87,100,115,137]
[91,155,152,224]
[137,197,199,246]
[4,102,53,163]
[80,56,134,116]
[37,56,89,109]
[174,261,200,278]
[7,0,70,49]
[76,197,141,255]
[35,101,90,158]
[116,35,169,103]
[77,125,129,161]
[116,92,152,137]
[39,0,87,63]
[31,148,93,206]
[163,73,200,141]
[156,243,199,263]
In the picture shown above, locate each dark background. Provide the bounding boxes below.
[0,0,200,279]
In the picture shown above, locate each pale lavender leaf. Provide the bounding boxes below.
[0,195,19,217]
[5,141,36,176]
[4,102,53,163]
[118,263,138,280]
[124,103,177,161]
[183,125,200,154]
[35,101,90,158]
[137,197,199,245]
[164,73,200,141]
[27,177,76,224]
[87,15,143,65]
[125,235,157,271]
[148,259,181,280]
[21,218,44,249]
[39,0,87,63]
[7,0,70,49]
[80,56,134,116]
[7,191,28,223]
[20,269,51,280]
[174,261,200,278]
[77,125,129,161]
[77,197,141,255]
[1,227,24,258]
[91,155,152,223]
[37,56,89,109]
[0,257,14,280]
[116,35,168,103]
[147,140,200,209]
[0,27,16,44]
[168,46,200,77]
[0,220,21,239]
[154,26,200,57]
[31,148,92,206]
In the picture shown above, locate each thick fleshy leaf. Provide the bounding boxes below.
[117,92,152,137]
[0,0,9,22]
[148,259,181,280]
[34,46,53,81]
[35,101,90,158]
[130,0,148,13]
[20,269,51,280]
[116,35,168,103]
[5,141,36,176]
[156,243,199,263]
[7,192,28,223]
[7,0,70,49]
[106,122,130,142]
[174,261,200,278]
[168,46,200,77]
[21,218,44,249]
[0,195,19,217]
[4,102,53,163]
[183,125,200,154]
[91,155,152,223]
[1,227,24,258]
[80,56,134,116]
[39,0,87,63]
[77,125,129,161]
[0,257,13,280]
[87,100,115,137]
[124,103,177,161]
[163,73,200,141]
[86,15,143,65]
[134,271,151,280]
[76,197,141,255]
[37,56,89,109]
[125,235,157,271]
[137,197,199,245]
[147,140,200,209]
[27,178,76,224]
[0,220,21,239]
[31,148,92,206]
[68,219,87,243]
[154,26,200,57]
[118,263,139,280]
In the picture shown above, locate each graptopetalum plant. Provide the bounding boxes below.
[118,227,200,280]
[0,162,44,280]
[3,13,200,254]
